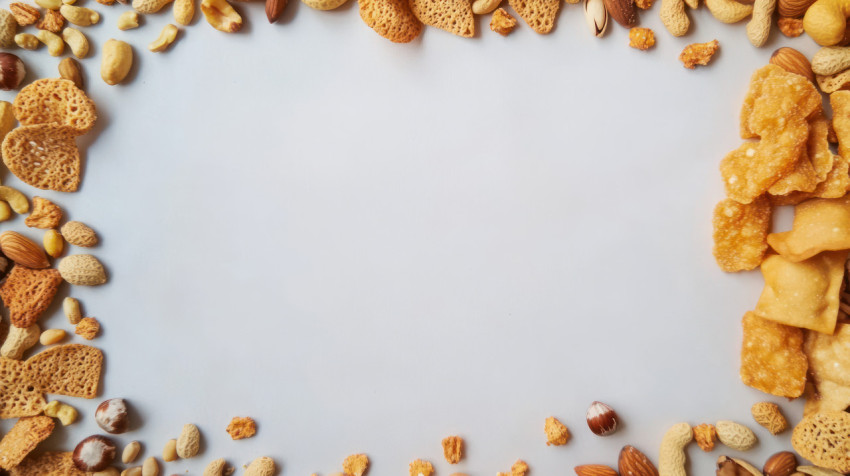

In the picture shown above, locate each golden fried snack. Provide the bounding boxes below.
[712,197,771,272]
[740,311,807,398]
[768,195,850,261]
[804,324,850,416]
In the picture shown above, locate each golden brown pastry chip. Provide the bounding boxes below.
[768,195,850,262]
[0,266,63,329]
[792,411,850,473]
[712,197,771,272]
[809,116,835,184]
[9,451,86,476]
[0,416,56,469]
[804,325,850,416]
[13,78,96,135]
[25,197,62,229]
[740,311,807,398]
[767,150,817,196]
[741,65,822,140]
[507,0,560,34]
[24,344,103,399]
[803,379,850,416]
[2,124,81,192]
[0,358,46,419]
[721,134,807,204]
[770,155,850,206]
[409,0,473,37]
[831,91,850,157]
[754,251,847,334]
[359,0,422,43]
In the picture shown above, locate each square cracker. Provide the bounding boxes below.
[0,416,56,470]
[508,0,560,34]
[712,196,771,272]
[740,311,807,398]
[1,124,81,193]
[0,266,63,329]
[0,358,46,419]
[24,344,103,399]
[9,452,86,476]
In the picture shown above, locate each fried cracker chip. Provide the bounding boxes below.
[792,411,850,473]
[24,344,103,399]
[769,154,850,205]
[809,116,836,183]
[741,65,822,140]
[409,0,473,37]
[13,78,96,135]
[507,0,561,34]
[9,451,86,476]
[1,124,81,192]
[721,132,807,204]
[804,379,850,416]
[754,251,848,334]
[0,266,63,329]
[831,91,850,157]
[0,416,56,469]
[767,147,818,196]
[740,311,807,398]
[359,0,422,43]
[0,358,46,419]
[768,195,850,261]
[804,324,850,416]
[712,197,772,272]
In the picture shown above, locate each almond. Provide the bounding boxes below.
[576,465,619,476]
[0,231,49,269]
[619,445,658,476]
[769,47,815,83]
[763,452,797,476]
[777,0,814,17]
[265,0,286,22]
[602,0,637,27]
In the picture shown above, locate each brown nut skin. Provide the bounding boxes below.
[0,53,25,91]
[265,0,286,22]
[586,401,619,436]
[73,435,117,472]
[95,399,130,434]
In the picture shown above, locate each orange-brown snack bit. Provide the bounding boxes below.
[740,311,807,398]
[409,459,434,476]
[343,454,369,476]
[628,28,655,50]
[679,39,719,69]
[712,197,771,272]
[635,0,653,9]
[512,459,530,476]
[803,324,850,417]
[490,8,517,36]
[441,435,463,464]
[693,423,717,452]
[74,317,99,340]
[226,416,257,440]
[544,416,569,446]
[778,17,804,37]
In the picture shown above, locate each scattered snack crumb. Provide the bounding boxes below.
[751,402,788,434]
[442,435,463,464]
[490,8,517,36]
[75,317,100,340]
[544,416,570,446]
[693,423,717,452]
[628,27,655,50]
[777,17,803,37]
[25,196,62,229]
[679,39,719,69]
[512,459,529,476]
[343,454,369,476]
[226,416,257,440]
[409,459,434,476]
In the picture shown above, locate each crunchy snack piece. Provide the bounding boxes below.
[0,358,46,418]
[343,454,369,476]
[409,459,434,476]
[712,197,771,272]
[831,91,850,160]
[10,3,39,26]
[679,39,719,69]
[75,317,99,340]
[804,324,850,416]
[693,423,717,451]
[818,70,850,93]
[628,27,655,50]
[507,0,560,34]
[9,451,86,476]
[512,460,529,476]
[771,154,850,205]
[0,266,63,329]
[741,65,821,140]
[545,416,570,446]
[442,435,463,464]
[24,344,103,399]
[2,124,82,193]
[13,78,96,134]
[792,411,850,473]
[809,116,837,183]
[751,402,788,434]
[25,197,62,229]
[409,0,473,37]
[490,7,517,35]
[768,195,850,262]
[778,16,803,36]
[740,311,807,398]
[359,0,423,43]
[721,138,808,205]
[36,9,64,33]
[635,0,653,8]
[0,416,56,469]
[225,416,257,440]
[755,251,847,334]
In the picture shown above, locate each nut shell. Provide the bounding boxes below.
[586,401,619,436]
[58,254,107,285]
[95,399,129,434]
[73,435,116,472]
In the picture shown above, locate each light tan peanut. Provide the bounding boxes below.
[660,0,689,36]
[94,469,120,476]
[35,0,61,9]
[751,402,788,435]
[715,420,757,451]
[173,0,194,24]
[201,0,242,32]
[176,423,201,458]
[39,328,66,345]
[471,0,501,13]
[162,439,178,462]
[659,422,692,476]
[122,441,141,463]
[142,457,159,476]
[244,457,275,476]
[62,27,88,58]
[705,0,752,22]
[149,24,178,52]
[58,57,83,89]
[203,459,228,476]
[746,0,775,46]
[101,39,133,85]
[0,202,11,222]
[37,30,64,56]
[812,46,850,75]
[117,10,140,29]
[43,400,78,425]
[133,0,173,13]
[63,297,82,324]
[122,468,143,476]
[15,33,40,49]
[60,5,99,25]
[1,324,40,360]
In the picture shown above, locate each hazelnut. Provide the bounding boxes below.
[95,398,130,434]
[73,435,117,472]
[0,53,24,91]
[586,401,619,436]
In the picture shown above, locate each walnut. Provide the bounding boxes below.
[36,9,64,33]
[10,3,39,26]
[778,17,804,37]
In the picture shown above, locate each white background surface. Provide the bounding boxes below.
[0,2,827,475]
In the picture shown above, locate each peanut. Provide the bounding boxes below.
[812,46,850,75]
[121,468,143,476]
[203,459,228,476]
[133,0,173,13]
[715,420,757,451]
[173,0,194,24]
[705,0,753,21]
[244,457,275,476]
[122,441,141,463]
[37,30,64,56]
[94,469,120,476]
[62,27,89,58]
[63,296,82,324]
[58,57,84,89]
[162,439,178,462]
[746,0,775,46]
[39,328,66,345]
[60,5,99,25]
[751,402,788,435]
[0,324,40,360]
[43,400,78,425]
[658,422,692,476]
[201,0,242,32]
[117,10,140,29]
[35,0,62,8]
[660,0,689,36]
[141,457,159,476]
[804,0,850,45]
[0,10,17,49]
[471,0,501,13]
[149,24,178,52]
[101,39,133,85]
[176,423,201,458]
[14,33,39,50]
[0,202,12,222]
